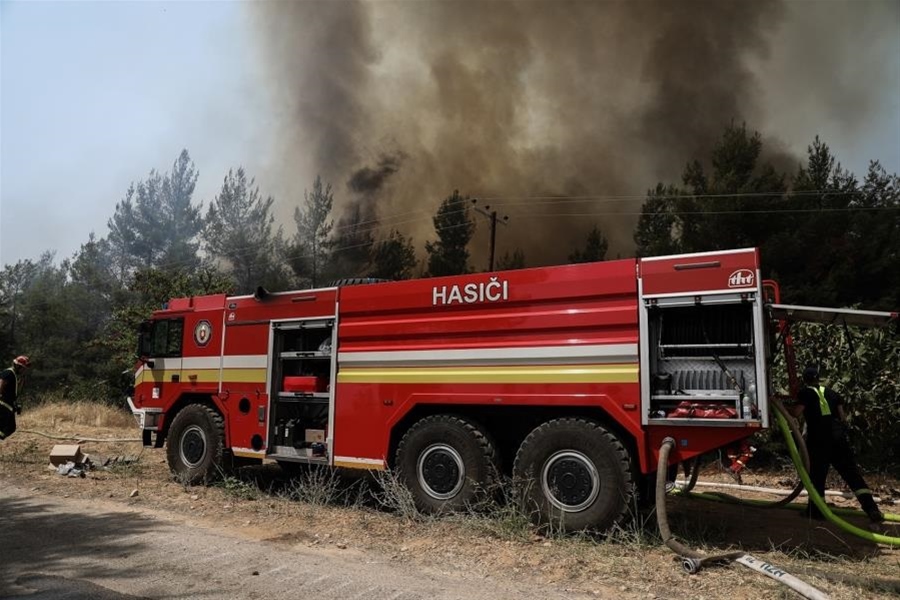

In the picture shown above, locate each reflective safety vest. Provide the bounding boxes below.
[809,385,831,417]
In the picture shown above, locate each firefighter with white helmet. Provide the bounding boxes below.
[0,355,31,441]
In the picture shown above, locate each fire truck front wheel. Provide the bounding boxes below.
[513,418,634,532]
[166,404,225,485]
[395,415,499,513]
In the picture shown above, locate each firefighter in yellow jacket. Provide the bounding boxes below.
[790,365,884,523]
[0,355,30,441]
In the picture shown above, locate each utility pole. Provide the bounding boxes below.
[471,199,509,272]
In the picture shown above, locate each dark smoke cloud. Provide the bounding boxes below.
[348,153,404,195]
[249,0,896,266]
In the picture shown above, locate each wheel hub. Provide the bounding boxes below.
[417,444,465,500]
[180,425,207,468]
[541,450,600,512]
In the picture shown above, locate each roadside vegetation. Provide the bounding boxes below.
[2,124,897,471]
[1,123,897,598]
[3,403,898,599]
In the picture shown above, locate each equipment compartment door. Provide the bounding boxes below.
[267,318,336,465]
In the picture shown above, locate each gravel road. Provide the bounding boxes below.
[0,485,594,600]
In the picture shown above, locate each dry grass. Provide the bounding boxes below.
[23,400,135,431]
[2,415,898,600]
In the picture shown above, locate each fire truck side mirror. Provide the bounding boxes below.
[254,286,270,302]
[120,369,135,396]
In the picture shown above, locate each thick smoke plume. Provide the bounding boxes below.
[249,0,897,266]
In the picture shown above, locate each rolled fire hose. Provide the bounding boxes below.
[657,437,831,599]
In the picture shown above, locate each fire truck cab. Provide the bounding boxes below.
[126,247,895,531]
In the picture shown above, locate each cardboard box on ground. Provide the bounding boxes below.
[49,444,86,466]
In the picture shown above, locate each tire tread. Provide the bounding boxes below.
[166,403,226,485]
[513,417,634,531]
[395,414,499,511]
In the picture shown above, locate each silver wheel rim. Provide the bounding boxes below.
[541,450,600,512]
[417,443,466,500]
[179,424,208,468]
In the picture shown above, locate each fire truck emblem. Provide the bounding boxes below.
[194,320,212,346]
[727,269,755,288]
[432,276,510,306]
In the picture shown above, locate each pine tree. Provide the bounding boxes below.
[369,229,417,280]
[568,225,609,264]
[107,150,202,277]
[204,168,287,293]
[329,204,375,282]
[495,248,526,270]
[425,190,475,277]
[290,176,335,287]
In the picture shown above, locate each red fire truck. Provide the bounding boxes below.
[127,247,896,531]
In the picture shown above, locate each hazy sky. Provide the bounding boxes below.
[1,0,271,266]
[1,0,899,267]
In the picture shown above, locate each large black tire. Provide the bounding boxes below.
[395,415,499,513]
[513,418,634,532]
[166,404,226,485]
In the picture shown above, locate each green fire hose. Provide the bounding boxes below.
[678,397,899,525]
[656,398,900,598]
[773,407,900,545]
[674,399,899,539]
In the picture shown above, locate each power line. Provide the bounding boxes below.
[505,206,900,217]
[471,198,510,272]
[7,192,896,276]
[478,188,882,205]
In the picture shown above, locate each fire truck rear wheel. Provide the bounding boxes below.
[513,418,634,532]
[166,404,225,485]
[395,415,499,513]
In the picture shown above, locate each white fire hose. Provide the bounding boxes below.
[734,555,830,600]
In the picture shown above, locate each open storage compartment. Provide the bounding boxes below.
[269,318,335,462]
[641,294,767,426]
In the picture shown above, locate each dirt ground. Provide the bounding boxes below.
[1,407,898,600]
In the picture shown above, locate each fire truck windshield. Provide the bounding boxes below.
[138,318,184,359]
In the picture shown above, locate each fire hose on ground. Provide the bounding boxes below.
[679,398,899,530]
[655,398,900,599]
[656,437,831,599]
[771,404,900,543]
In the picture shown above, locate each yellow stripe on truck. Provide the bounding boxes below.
[336,364,639,385]
[334,457,386,470]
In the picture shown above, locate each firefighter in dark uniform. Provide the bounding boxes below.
[789,365,884,522]
[0,355,31,441]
